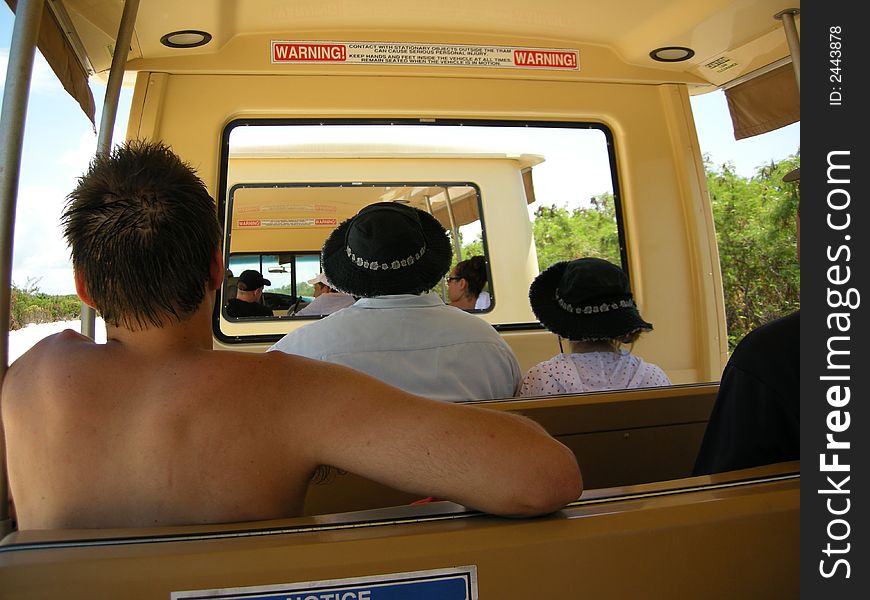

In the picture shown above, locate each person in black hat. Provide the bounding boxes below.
[519,257,671,396]
[269,202,521,401]
[226,269,273,318]
[693,165,800,475]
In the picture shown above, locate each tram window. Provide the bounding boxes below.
[224,252,321,319]
[221,182,488,327]
[218,120,620,342]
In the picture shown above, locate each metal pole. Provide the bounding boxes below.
[442,187,462,263]
[0,0,46,530]
[775,9,800,92]
[423,195,448,299]
[80,0,141,338]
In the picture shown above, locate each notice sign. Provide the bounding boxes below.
[272,41,579,70]
[172,565,478,599]
[237,218,337,228]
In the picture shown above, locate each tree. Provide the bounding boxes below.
[706,153,800,349]
[9,279,82,330]
[531,193,620,271]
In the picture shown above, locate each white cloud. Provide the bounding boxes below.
[60,130,98,177]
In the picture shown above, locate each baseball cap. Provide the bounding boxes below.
[237,269,271,291]
[307,272,332,287]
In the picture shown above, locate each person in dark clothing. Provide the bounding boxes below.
[693,311,800,474]
[226,269,273,317]
[693,166,800,475]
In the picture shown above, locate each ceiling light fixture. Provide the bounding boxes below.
[160,30,212,49]
[649,46,695,62]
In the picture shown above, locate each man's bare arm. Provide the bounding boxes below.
[289,357,582,517]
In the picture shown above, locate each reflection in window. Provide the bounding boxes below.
[225,252,320,318]
[221,183,488,327]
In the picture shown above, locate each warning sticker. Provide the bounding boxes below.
[237,204,338,214]
[238,218,337,228]
[272,41,580,70]
[702,55,739,75]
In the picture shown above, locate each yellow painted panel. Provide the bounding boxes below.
[128,72,725,382]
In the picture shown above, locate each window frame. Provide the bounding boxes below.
[213,118,626,343]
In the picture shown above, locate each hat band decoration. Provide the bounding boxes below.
[555,290,636,315]
[345,243,427,272]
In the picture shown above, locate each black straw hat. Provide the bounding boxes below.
[529,258,652,342]
[321,202,453,297]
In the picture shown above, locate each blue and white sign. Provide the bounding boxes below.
[172,566,478,600]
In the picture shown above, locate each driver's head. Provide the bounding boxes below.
[236,270,271,301]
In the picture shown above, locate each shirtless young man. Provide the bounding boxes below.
[1,141,581,530]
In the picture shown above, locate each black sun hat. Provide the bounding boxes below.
[321,202,453,297]
[529,257,653,342]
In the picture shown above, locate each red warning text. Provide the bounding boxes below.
[273,43,347,62]
[513,50,577,69]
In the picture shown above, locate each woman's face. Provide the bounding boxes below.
[446,268,463,302]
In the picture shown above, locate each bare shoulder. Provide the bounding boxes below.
[4,329,91,386]
[2,329,94,425]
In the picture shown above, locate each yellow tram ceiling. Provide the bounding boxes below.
[14,1,800,140]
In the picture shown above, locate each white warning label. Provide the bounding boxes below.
[271,41,580,70]
[237,218,337,228]
[702,55,739,75]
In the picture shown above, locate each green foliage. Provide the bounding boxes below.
[460,239,484,261]
[295,282,315,297]
[9,279,81,330]
[268,282,315,298]
[706,153,800,349]
[531,193,621,271]
[445,231,486,274]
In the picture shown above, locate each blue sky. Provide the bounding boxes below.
[1,7,799,295]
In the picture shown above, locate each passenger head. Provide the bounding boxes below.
[321,202,452,297]
[62,140,222,330]
[448,255,487,305]
[529,257,652,349]
[236,269,271,301]
[307,272,334,297]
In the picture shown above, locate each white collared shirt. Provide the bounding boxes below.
[269,293,520,402]
[294,292,356,316]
